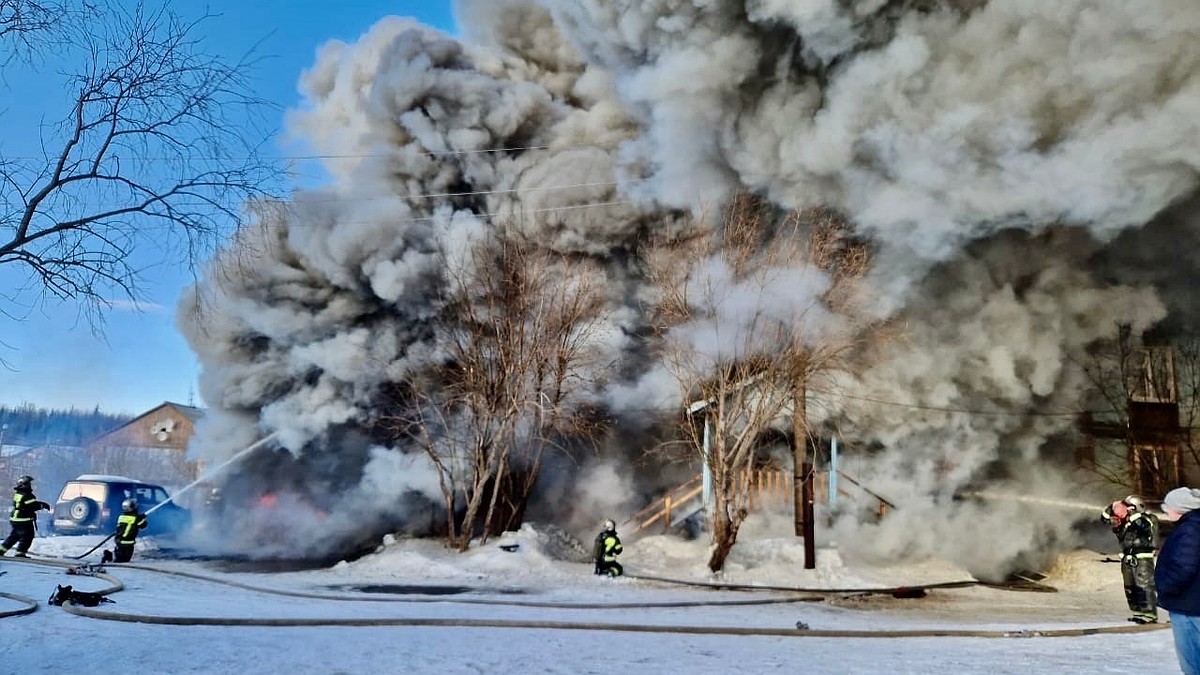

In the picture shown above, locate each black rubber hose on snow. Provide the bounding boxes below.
[13,557,1171,638]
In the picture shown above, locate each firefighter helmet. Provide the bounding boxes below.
[1123,495,1146,511]
[121,498,137,513]
[602,519,616,533]
[14,475,32,489]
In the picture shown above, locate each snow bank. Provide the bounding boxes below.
[326,523,592,585]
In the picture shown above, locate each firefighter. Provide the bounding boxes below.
[593,519,624,577]
[0,475,51,558]
[1102,494,1158,623]
[103,498,148,564]
[204,486,225,517]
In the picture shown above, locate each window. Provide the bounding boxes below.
[58,482,107,503]
[129,485,169,507]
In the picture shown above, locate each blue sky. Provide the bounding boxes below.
[0,1,457,415]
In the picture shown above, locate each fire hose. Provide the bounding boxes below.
[624,573,984,594]
[3,556,1170,637]
[52,602,1172,638]
[63,560,829,610]
[61,433,282,561]
[67,534,114,560]
[0,591,38,618]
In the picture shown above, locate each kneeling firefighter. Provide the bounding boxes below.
[103,499,148,564]
[593,519,623,577]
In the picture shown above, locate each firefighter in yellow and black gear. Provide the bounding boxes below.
[593,519,624,577]
[1102,494,1158,624]
[105,498,148,564]
[0,475,51,557]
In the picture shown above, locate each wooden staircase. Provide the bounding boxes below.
[624,469,893,534]
[624,475,705,534]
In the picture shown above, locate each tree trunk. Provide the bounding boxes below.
[440,481,458,544]
[480,454,507,546]
[707,488,748,572]
[455,472,491,552]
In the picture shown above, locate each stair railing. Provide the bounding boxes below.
[624,475,704,534]
[625,468,894,534]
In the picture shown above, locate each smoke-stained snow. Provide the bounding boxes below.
[179,0,1200,574]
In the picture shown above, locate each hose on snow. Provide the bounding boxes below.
[8,554,1170,638]
[0,591,39,618]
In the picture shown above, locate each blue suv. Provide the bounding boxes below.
[50,475,192,538]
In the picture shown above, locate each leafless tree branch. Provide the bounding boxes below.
[0,1,277,329]
[646,193,881,572]
[381,228,613,551]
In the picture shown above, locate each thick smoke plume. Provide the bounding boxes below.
[179,1,1200,573]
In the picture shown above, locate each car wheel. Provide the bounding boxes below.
[67,497,97,525]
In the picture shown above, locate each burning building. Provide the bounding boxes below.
[177,1,1200,576]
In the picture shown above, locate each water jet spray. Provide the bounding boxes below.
[958,491,1100,513]
[961,491,1168,521]
[146,431,281,516]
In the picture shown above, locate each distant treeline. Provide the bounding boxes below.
[0,404,133,446]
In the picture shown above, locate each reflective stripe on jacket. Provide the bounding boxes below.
[602,534,623,561]
[116,513,148,545]
[1117,512,1157,553]
[10,491,46,522]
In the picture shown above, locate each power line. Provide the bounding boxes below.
[612,390,1100,420]
[268,200,637,228]
[288,179,629,204]
[42,198,639,233]
[0,142,610,163]
[806,387,1092,417]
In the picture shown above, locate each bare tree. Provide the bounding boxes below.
[0,0,69,60]
[0,1,275,327]
[646,194,873,573]
[386,231,612,551]
[785,209,871,568]
[1174,336,1200,479]
[33,444,89,493]
[1078,326,1191,497]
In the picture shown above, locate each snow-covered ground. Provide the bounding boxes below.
[0,516,1182,675]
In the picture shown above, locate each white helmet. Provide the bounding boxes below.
[602,519,616,532]
[121,498,137,513]
[1123,495,1146,511]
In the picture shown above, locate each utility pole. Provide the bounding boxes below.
[792,375,815,569]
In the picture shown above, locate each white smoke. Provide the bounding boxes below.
[178,0,1200,571]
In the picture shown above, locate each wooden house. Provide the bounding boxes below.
[85,401,206,487]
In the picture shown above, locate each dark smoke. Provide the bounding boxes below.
[178,1,1200,574]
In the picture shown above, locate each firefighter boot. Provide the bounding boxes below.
[1129,612,1158,624]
